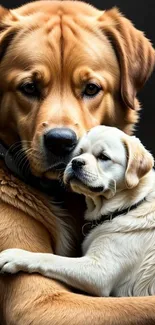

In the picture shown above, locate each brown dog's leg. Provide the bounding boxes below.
[0,202,155,325]
[1,274,155,325]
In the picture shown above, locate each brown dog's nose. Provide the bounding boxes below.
[72,158,85,171]
[44,128,77,156]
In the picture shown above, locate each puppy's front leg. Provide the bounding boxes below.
[0,248,105,296]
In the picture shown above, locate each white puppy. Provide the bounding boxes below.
[1,126,155,297]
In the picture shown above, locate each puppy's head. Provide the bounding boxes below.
[64,126,154,199]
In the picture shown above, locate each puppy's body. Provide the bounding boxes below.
[83,172,155,297]
[1,126,155,297]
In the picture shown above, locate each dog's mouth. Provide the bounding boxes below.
[29,149,71,179]
[43,148,75,176]
[65,169,104,195]
[42,161,68,180]
[45,162,67,172]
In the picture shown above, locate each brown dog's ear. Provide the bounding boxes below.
[98,8,155,109]
[0,6,17,30]
[0,6,20,61]
[123,136,154,189]
[0,6,9,23]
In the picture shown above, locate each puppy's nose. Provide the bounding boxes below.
[44,128,77,156]
[72,158,85,171]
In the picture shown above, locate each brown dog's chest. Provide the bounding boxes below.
[0,164,86,256]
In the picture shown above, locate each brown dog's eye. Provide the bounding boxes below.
[98,153,110,161]
[82,83,102,98]
[19,82,40,98]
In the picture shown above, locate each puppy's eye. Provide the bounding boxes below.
[82,83,102,98]
[19,82,40,98]
[98,153,110,161]
[79,148,84,155]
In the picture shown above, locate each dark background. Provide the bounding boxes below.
[1,0,155,155]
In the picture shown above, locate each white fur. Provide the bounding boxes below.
[0,126,155,297]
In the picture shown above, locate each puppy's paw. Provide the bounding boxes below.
[0,249,34,274]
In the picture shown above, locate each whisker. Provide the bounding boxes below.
[13,148,26,163]
[16,153,28,171]
[18,155,30,176]
[84,170,98,179]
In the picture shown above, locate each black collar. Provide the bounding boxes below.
[0,142,65,198]
[82,198,145,237]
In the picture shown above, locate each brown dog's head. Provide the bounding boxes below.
[0,1,154,179]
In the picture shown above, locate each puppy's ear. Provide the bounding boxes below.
[98,8,155,109]
[123,136,154,189]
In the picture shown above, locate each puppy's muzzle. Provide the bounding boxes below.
[69,158,105,193]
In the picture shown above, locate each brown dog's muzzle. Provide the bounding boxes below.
[44,127,78,157]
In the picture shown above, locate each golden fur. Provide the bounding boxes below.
[0,1,155,324]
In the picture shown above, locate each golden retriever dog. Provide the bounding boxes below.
[3,126,155,298]
[0,1,155,324]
